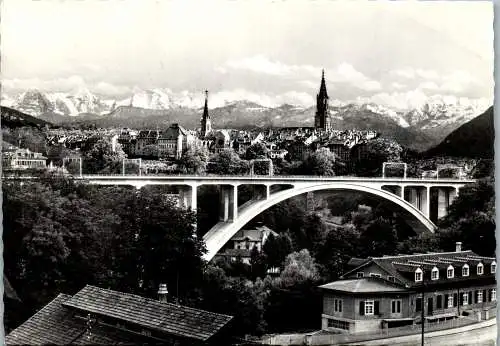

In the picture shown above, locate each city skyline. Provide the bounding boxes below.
[1,0,493,109]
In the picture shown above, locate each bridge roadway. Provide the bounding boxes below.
[71,174,475,186]
[5,174,475,261]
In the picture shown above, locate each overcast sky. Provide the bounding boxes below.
[1,0,494,108]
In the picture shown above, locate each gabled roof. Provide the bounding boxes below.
[6,294,137,345]
[7,286,233,345]
[62,285,233,341]
[342,250,495,287]
[159,124,188,139]
[319,278,406,294]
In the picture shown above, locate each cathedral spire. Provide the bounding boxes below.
[315,69,330,130]
[319,69,328,99]
[200,90,212,137]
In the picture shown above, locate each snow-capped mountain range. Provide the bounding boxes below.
[1,88,491,145]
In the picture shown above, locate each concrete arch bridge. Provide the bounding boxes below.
[74,175,473,261]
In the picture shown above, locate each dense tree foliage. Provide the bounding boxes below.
[3,174,204,331]
[245,142,269,160]
[354,137,403,177]
[300,148,337,176]
[81,138,127,174]
[177,146,209,174]
[207,149,249,175]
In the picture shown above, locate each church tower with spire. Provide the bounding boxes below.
[200,90,212,137]
[315,70,331,131]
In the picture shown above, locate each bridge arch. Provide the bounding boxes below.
[203,182,437,261]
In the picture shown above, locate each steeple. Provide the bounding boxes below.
[200,90,212,137]
[319,69,328,99]
[315,69,330,131]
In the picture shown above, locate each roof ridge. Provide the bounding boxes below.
[373,250,473,260]
[78,285,234,319]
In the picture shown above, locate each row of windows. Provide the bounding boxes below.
[327,318,350,330]
[360,299,402,315]
[415,262,496,282]
[415,289,496,311]
[11,160,46,167]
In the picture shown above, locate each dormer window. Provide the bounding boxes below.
[477,263,484,275]
[462,264,469,277]
[415,268,423,282]
[491,261,496,274]
[431,267,439,280]
[447,265,454,279]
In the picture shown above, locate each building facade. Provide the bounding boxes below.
[2,148,47,170]
[216,225,278,264]
[158,124,196,159]
[320,243,497,334]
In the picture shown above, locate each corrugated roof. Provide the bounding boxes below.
[319,279,407,293]
[62,285,233,341]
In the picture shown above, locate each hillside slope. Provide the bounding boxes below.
[424,106,494,158]
[1,106,54,129]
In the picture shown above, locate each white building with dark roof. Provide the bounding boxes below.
[319,242,496,334]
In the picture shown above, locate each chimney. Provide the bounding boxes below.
[456,242,462,252]
[158,283,168,303]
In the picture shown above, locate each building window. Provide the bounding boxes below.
[477,291,483,304]
[357,272,364,278]
[447,265,454,278]
[431,267,439,280]
[365,300,374,315]
[370,273,381,278]
[416,297,422,312]
[327,318,349,330]
[415,268,423,282]
[491,261,496,274]
[477,263,484,275]
[334,299,343,313]
[448,295,454,308]
[391,300,402,314]
[492,289,497,302]
[436,295,442,309]
[462,264,469,277]
[462,293,468,306]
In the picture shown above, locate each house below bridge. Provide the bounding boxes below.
[319,242,496,334]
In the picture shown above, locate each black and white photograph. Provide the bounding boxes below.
[0,0,496,345]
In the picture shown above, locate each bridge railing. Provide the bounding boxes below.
[1,171,474,181]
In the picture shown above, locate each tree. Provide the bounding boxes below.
[199,265,268,336]
[354,138,403,177]
[314,224,361,281]
[81,138,127,174]
[279,249,320,288]
[207,149,249,175]
[300,148,337,176]
[262,232,293,268]
[177,146,209,174]
[133,188,207,302]
[245,142,269,160]
[436,176,495,256]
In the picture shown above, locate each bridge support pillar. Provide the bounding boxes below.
[437,187,457,219]
[405,186,429,218]
[220,185,237,222]
[423,186,430,218]
[179,185,197,211]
